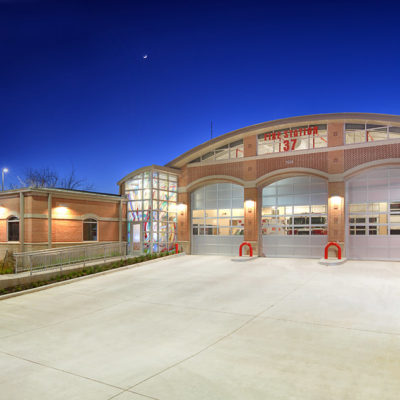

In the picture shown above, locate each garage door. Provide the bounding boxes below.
[262,176,328,258]
[347,167,400,260]
[191,183,244,256]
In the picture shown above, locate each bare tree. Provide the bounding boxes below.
[59,168,86,190]
[24,167,59,188]
[12,167,93,191]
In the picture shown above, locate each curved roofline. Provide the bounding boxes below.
[117,165,180,186]
[166,112,400,168]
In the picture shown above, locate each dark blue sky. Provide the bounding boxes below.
[1,0,399,193]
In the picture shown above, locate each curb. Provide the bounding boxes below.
[231,256,258,262]
[0,253,186,301]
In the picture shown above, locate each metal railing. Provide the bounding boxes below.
[14,242,127,275]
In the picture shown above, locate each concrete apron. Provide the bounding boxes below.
[1,256,400,400]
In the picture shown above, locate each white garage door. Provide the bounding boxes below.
[262,176,328,258]
[191,183,244,256]
[347,167,400,260]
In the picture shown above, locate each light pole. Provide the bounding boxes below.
[2,168,8,191]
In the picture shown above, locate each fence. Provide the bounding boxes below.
[14,242,127,275]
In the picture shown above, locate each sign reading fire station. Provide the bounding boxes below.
[264,126,319,152]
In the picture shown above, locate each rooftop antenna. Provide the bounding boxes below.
[210,120,213,140]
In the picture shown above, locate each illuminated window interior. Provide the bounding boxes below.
[262,177,328,235]
[257,124,328,155]
[345,124,400,144]
[126,170,178,253]
[191,183,244,236]
[189,139,244,163]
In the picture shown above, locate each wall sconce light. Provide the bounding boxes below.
[330,196,342,210]
[177,203,187,216]
[55,204,69,215]
[245,199,255,214]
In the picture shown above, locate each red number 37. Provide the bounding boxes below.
[283,139,297,152]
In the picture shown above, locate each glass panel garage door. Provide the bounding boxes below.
[191,183,244,256]
[346,167,400,260]
[262,176,328,258]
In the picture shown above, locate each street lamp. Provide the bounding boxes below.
[2,168,8,191]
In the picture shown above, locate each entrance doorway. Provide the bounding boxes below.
[128,222,142,255]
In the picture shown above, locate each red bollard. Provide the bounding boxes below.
[239,242,253,257]
[324,242,341,260]
[175,243,179,254]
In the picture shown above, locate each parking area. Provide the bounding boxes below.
[1,255,400,400]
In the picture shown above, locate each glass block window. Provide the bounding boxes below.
[191,183,244,236]
[125,170,178,253]
[345,123,400,144]
[189,139,244,163]
[262,176,328,235]
[258,124,327,155]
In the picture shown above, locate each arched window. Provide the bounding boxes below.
[7,216,19,242]
[83,218,97,241]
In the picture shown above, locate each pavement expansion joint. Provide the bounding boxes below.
[0,298,130,340]
[262,315,400,337]
[107,389,160,400]
[133,299,255,317]
[128,271,321,391]
[0,349,126,392]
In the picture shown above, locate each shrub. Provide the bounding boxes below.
[0,246,180,296]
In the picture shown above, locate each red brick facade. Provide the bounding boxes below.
[0,188,126,257]
[3,113,400,259]
[169,114,400,256]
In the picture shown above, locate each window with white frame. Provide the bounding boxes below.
[345,123,400,144]
[258,124,328,155]
[348,202,400,235]
[262,177,328,236]
[125,170,178,253]
[191,183,244,236]
[83,218,97,241]
[189,139,244,163]
[7,216,19,241]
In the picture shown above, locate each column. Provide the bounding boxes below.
[19,192,25,253]
[244,187,259,256]
[328,181,345,257]
[118,199,122,243]
[48,193,52,248]
[177,192,190,253]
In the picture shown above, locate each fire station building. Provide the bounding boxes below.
[2,113,400,261]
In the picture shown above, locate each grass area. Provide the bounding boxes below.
[0,251,175,296]
[0,263,14,274]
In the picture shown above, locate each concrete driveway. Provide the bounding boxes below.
[1,255,400,400]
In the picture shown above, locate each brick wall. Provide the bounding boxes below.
[186,162,244,183]
[344,143,400,171]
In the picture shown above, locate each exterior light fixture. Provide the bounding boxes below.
[55,203,69,216]
[2,168,8,191]
[245,199,255,207]
[177,203,187,215]
[245,199,255,214]
[330,196,342,210]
